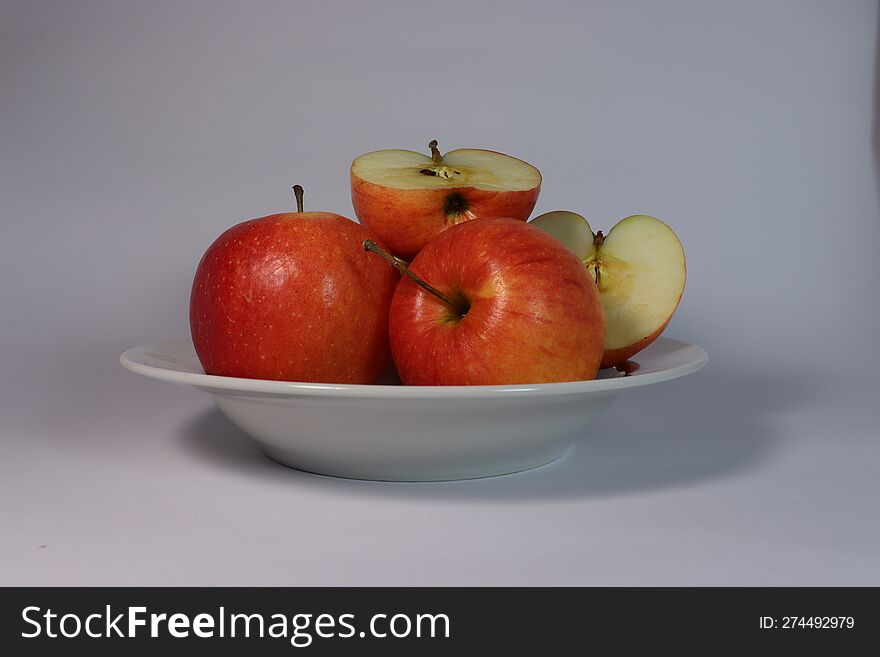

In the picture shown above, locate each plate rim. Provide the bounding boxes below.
[119,337,708,399]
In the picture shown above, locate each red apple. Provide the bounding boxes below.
[351,140,542,259]
[364,217,605,385]
[190,186,397,383]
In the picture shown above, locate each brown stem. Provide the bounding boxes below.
[592,231,605,285]
[363,240,460,310]
[292,185,304,213]
[428,139,442,164]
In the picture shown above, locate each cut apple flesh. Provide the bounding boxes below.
[531,211,686,364]
[351,148,541,191]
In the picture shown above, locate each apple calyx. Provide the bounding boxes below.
[418,139,462,181]
[292,184,305,213]
[363,240,470,319]
[614,360,639,376]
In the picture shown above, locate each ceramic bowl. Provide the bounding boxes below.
[120,337,707,481]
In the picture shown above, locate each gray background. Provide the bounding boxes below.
[1,0,878,584]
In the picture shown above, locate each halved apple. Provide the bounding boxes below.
[531,211,686,369]
[351,140,541,258]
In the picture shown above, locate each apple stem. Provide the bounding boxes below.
[591,231,605,285]
[292,185,304,213]
[363,240,461,310]
[429,139,443,164]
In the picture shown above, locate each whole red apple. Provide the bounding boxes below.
[351,140,541,259]
[190,186,397,383]
[365,217,605,385]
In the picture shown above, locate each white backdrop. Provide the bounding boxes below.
[1,0,878,585]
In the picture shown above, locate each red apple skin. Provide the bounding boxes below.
[388,217,605,385]
[190,213,397,383]
[351,169,540,260]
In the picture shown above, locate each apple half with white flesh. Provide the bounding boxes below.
[530,211,686,369]
[351,140,542,258]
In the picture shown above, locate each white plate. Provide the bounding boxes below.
[120,337,707,481]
